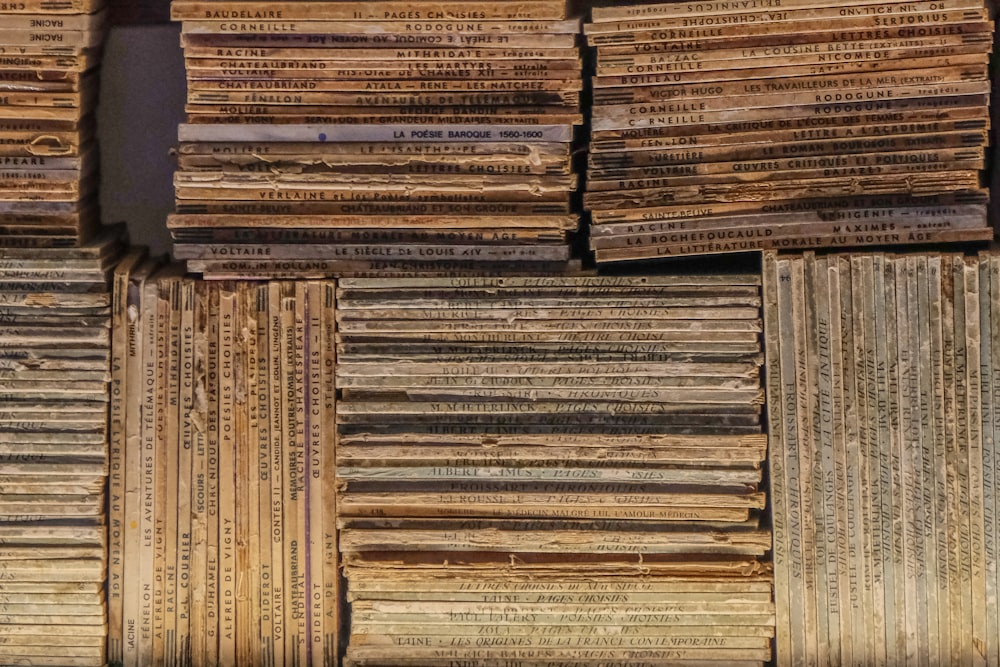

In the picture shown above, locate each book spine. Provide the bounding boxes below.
[164,277,182,667]
[189,281,208,667]
[292,283,309,666]
[107,254,131,666]
[217,283,238,667]
[961,259,984,663]
[240,282,262,667]
[122,262,150,667]
[151,276,169,667]
[204,285,221,667]
[762,252,791,666]
[321,281,339,667]
[268,281,286,667]
[254,283,275,667]
[306,281,325,667]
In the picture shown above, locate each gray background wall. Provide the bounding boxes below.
[98,24,185,257]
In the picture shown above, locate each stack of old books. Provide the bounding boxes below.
[167,0,584,278]
[109,270,340,667]
[0,223,126,667]
[583,0,994,264]
[0,0,106,247]
[336,276,775,666]
[0,2,115,663]
[763,249,1000,665]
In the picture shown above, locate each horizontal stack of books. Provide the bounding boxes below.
[0,225,126,667]
[584,0,994,263]
[0,0,106,247]
[168,0,584,278]
[336,275,775,666]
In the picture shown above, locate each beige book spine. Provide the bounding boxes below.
[217,283,238,667]
[814,254,843,665]
[163,276,183,667]
[970,256,990,665]
[906,257,931,664]
[835,256,863,663]
[786,255,817,667]
[107,249,144,665]
[872,255,898,666]
[137,274,158,667]
[892,258,917,664]
[917,257,940,665]
[762,252,790,667]
[321,281,339,667]
[954,258,977,661]
[204,285,221,667]
[268,281,286,667]
[306,281,325,667]
[291,283,309,665]
[122,259,153,667]
[170,1,570,21]
[938,256,963,663]
[929,257,953,665]
[254,283,275,667]
[280,283,299,667]
[852,256,876,666]
[882,256,906,662]
[239,281,261,667]
[150,276,169,667]
[176,278,195,667]
[979,252,1000,662]
[189,281,208,667]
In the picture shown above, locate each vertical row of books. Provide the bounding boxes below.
[763,250,1000,665]
[583,0,994,263]
[166,0,584,278]
[335,276,775,666]
[0,0,125,665]
[108,268,340,667]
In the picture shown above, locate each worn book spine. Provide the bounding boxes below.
[306,281,325,667]
[163,276,183,667]
[189,280,208,667]
[254,283,275,667]
[939,256,963,663]
[174,279,194,667]
[961,258,995,663]
[321,281,338,667]
[238,282,260,667]
[108,249,144,666]
[827,256,853,663]
[268,281,286,667]
[122,258,153,667]
[854,255,878,666]
[813,254,842,666]
[204,285,220,667]
[775,256,806,664]
[138,273,158,667]
[916,257,936,664]
[986,255,1000,665]
[291,283,309,666]
[151,274,170,667]
[170,2,570,21]
[930,257,953,666]
[802,254,829,662]
[883,254,907,663]
[952,256,973,660]
[590,0,943,21]
[762,253,791,666]
[873,254,897,666]
[217,284,237,667]
[790,255,819,667]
